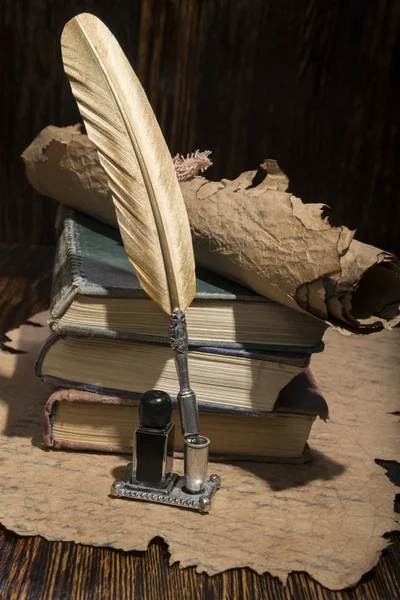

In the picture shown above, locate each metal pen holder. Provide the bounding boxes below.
[111,396,220,513]
[111,419,220,512]
[184,435,210,493]
[111,310,221,512]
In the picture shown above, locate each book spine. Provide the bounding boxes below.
[49,206,86,329]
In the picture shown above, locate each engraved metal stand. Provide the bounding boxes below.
[111,309,221,513]
[111,465,221,513]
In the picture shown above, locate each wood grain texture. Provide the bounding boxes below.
[1,1,400,254]
[0,245,54,346]
[0,246,399,598]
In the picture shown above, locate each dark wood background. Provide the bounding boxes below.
[1,0,400,254]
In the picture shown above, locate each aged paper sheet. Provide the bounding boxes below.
[0,313,398,589]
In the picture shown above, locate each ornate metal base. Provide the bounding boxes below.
[111,464,221,513]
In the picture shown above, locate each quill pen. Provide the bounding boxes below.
[61,14,199,437]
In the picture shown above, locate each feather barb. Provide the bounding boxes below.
[61,13,196,314]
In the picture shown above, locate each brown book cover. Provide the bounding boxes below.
[44,369,328,463]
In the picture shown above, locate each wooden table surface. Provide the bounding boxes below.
[0,245,399,600]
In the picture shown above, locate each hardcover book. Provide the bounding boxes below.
[36,335,311,413]
[50,207,327,351]
[44,370,328,462]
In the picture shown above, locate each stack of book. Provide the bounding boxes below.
[36,208,329,463]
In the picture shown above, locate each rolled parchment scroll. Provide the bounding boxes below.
[22,126,400,334]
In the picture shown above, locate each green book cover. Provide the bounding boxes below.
[50,207,326,350]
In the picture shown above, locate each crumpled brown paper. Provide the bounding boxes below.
[0,313,399,589]
[22,124,124,227]
[22,127,400,334]
[21,125,211,226]
[183,161,400,335]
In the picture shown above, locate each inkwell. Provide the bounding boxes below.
[61,13,220,512]
[111,311,221,512]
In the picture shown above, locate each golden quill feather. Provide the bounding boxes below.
[61,14,200,436]
[61,13,195,315]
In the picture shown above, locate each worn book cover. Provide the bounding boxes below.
[43,369,328,462]
[50,206,327,350]
[36,334,313,413]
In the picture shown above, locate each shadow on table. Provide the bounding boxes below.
[234,448,346,491]
[109,448,345,493]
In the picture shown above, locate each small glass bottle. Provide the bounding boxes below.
[132,390,175,488]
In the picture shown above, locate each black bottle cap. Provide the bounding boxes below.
[139,390,173,428]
